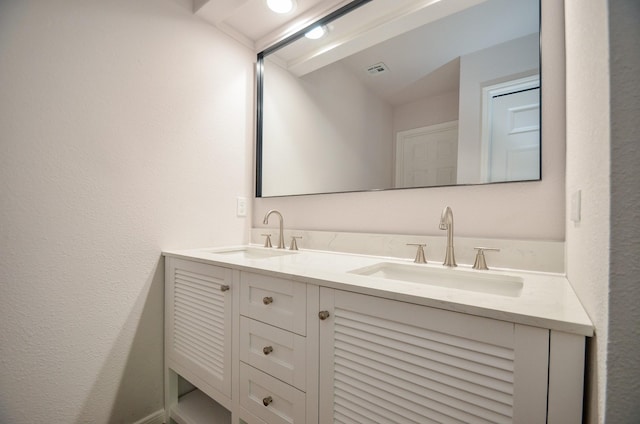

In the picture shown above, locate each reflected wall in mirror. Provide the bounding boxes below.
[257,0,540,197]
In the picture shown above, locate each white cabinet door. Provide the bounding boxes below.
[165,258,233,400]
[318,288,549,424]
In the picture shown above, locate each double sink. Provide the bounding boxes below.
[204,246,523,297]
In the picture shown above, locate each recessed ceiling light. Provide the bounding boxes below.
[305,25,327,40]
[267,0,296,14]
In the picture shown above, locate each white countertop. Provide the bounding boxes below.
[163,245,594,337]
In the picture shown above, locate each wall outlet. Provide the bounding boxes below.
[236,197,247,217]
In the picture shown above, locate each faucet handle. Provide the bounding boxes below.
[407,243,427,264]
[473,247,500,270]
[289,236,302,251]
[261,234,272,248]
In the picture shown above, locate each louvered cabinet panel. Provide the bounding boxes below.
[319,288,549,424]
[166,257,233,399]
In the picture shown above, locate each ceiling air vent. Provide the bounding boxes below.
[366,62,389,75]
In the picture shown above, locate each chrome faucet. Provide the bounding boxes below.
[262,209,285,249]
[439,206,457,267]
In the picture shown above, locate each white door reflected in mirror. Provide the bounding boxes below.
[481,75,540,183]
[395,121,458,188]
[488,88,540,182]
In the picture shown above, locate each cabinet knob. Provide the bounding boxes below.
[318,310,330,320]
[263,396,273,407]
[220,285,230,292]
[263,346,273,355]
[263,296,273,305]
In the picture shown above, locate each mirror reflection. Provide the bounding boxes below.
[258,0,540,197]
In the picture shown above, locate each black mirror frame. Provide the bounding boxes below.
[256,0,373,197]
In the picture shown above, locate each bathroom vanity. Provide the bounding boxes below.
[163,245,592,424]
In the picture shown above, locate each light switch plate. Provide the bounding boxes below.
[236,197,247,217]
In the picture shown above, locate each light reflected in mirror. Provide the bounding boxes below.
[257,0,540,197]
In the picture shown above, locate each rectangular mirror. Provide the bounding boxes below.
[257,0,540,197]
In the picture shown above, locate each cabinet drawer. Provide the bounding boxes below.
[240,317,307,391]
[240,272,306,336]
[240,363,306,424]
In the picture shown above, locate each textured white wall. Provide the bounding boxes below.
[254,0,566,241]
[604,0,640,422]
[392,90,459,135]
[564,1,611,422]
[0,1,253,423]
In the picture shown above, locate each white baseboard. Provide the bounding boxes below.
[132,409,165,424]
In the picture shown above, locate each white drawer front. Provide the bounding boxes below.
[240,317,307,391]
[240,363,306,424]
[240,272,306,336]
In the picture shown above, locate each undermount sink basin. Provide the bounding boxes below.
[205,246,298,260]
[349,262,523,297]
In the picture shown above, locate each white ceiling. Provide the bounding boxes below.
[194,0,539,106]
[193,0,352,52]
[338,0,539,105]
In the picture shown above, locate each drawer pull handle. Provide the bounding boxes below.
[263,346,273,355]
[319,310,330,320]
[220,285,230,292]
[263,296,274,305]
[263,396,273,407]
